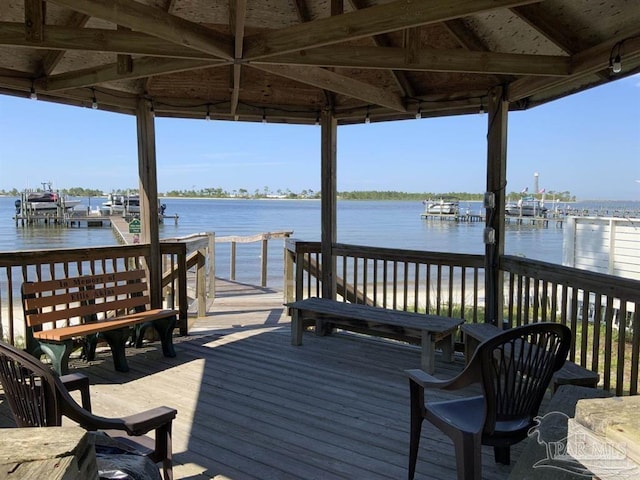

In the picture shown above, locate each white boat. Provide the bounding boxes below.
[423,198,459,215]
[15,183,81,214]
[505,197,547,217]
[100,194,140,215]
[101,193,167,218]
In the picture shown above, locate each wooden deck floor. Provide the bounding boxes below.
[0,279,528,479]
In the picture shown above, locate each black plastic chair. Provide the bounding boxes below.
[407,322,571,480]
[0,340,177,480]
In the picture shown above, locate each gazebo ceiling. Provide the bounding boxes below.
[0,0,639,125]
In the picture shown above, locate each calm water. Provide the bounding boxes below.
[1,197,638,288]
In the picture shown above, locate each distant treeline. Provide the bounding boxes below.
[0,187,576,202]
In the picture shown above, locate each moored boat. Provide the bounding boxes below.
[505,197,547,217]
[423,198,459,215]
[14,183,80,214]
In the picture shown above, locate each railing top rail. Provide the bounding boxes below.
[501,254,640,301]
[0,244,151,267]
[216,231,293,243]
[333,243,485,266]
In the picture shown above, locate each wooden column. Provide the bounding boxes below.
[320,108,337,300]
[135,98,161,308]
[485,85,508,327]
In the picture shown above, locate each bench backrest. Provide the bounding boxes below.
[22,269,150,328]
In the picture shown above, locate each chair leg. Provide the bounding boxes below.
[452,431,482,480]
[155,423,173,480]
[408,381,424,480]
[494,445,510,465]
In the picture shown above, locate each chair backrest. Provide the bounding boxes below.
[476,323,571,436]
[0,340,63,427]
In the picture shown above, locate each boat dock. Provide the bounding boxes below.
[420,212,484,222]
[420,212,565,227]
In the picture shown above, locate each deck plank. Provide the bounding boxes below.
[0,279,526,479]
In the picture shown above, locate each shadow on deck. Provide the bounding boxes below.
[0,279,525,479]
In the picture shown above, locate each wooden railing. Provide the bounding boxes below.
[0,243,189,347]
[501,255,640,395]
[285,240,640,395]
[285,239,485,319]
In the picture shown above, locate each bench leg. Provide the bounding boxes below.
[439,333,455,363]
[39,340,73,375]
[291,310,303,346]
[421,331,435,375]
[153,316,177,358]
[99,328,132,372]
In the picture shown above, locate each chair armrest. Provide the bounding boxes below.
[60,372,92,411]
[122,406,178,436]
[406,362,481,391]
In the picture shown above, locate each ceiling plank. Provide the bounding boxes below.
[257,46,570,76]
[0,22,218,60]
[230,0,248,117]
[250,64,406,112]
[47,0,233,59]
[509,34,640,101]
[244,0,540,60]
[45,58,220,91]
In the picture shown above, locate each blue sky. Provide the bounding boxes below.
[1,74,638,200]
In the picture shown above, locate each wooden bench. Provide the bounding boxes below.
[22,269,177,374]
[286,297,464,374]
[461,322,600,391]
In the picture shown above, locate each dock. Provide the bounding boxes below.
[420,212,564,227]
[420,212,484,222]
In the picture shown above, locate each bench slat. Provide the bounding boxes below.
[22,270,145,294]
[33,309,178,341]
[24,282,147,311]
[25,295,151,327]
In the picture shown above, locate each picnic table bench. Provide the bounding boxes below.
[461,322,600,391]
[286,297,463,374]
[22,269,177,374]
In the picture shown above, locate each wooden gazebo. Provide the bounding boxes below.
[1,0,639,322]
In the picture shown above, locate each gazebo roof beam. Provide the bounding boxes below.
[250,64,406,112]
[46,0,233,60]
[243,0,540,60]
[229,0,248,118]
[0,23,219,59]
[509,32,640,101]
[259,46,570,76]
[45,58,222,92]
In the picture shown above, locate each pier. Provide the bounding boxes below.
[420,212,564,227]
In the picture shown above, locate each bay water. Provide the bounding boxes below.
[1,197,638,289]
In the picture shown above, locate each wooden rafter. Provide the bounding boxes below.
[0,23,218,59]
[24,0,44,42]
[348,0,415,99]
[257,46,570,76]
[41,13,90,75]
[45,58,219,91]
[250,64,406,112]
[244,0,540,59]
[230,0,248,118]
[509,33,640,101]
[46,0,233,60]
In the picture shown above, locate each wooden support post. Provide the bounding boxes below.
[284,239,295,304]
[230,241,236,281]
[136,98,162,308]
[208,232,215,301]
[485,85,508,327]
[320,108,337,300]
[197,250,206,317]
[261,237,268,287]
